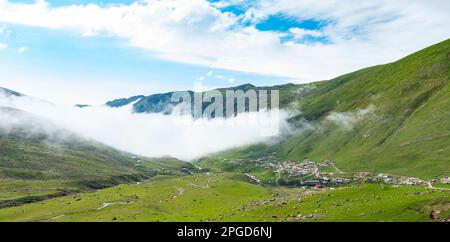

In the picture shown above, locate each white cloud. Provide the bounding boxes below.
[228,77,236,83]
[326,105,376,130]
[0,42,7,49]
[288,28,323,39]
[0,0,449,81]
[18,46,28,52]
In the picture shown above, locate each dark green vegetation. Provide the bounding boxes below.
[0,174,447,222]
[197,39,450,180]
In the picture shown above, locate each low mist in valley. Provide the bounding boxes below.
[0,91,293,160]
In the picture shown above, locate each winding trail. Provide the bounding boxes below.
[48,214,65,221]
[426,181,450,191]
[97,201,130,210]
[330,163,344,174]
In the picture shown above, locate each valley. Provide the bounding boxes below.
[1,39,450,222]
[0,173,448,222]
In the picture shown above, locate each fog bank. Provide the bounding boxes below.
[0,92,292,160]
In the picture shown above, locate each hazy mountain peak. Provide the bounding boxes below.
[0,87,24,97]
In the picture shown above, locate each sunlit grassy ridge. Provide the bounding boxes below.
[197,39,450,180]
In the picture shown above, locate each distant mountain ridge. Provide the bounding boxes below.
[105,83,256,110]
[0,87,24,97]
[104,83,304,116]
[105,83,273,115]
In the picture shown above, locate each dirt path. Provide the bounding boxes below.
[205,177,211,188]
[426,181,450,191]
[171,187,185,199]
[97,201,130,210]
[330,163,344,174]
[48,214,65,221]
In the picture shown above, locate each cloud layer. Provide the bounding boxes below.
[1,0,449,81]
[0,91,292,160]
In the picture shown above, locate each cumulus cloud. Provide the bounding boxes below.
[0,91,292,161]
[18,46,28,52]
[0,0,448,80]
[0,42,7,49]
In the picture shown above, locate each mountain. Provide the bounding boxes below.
[0,87,24,97]
[1,40,449,222]
[0,107,195,181]
[74,104,91,108]
[196,38,450,180]
[105,95,145,108]
[105,83,300,116]
[0,106,196,206]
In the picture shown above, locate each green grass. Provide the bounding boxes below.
[196,39,450,180]
[0,180,77,201]
[0,174,271,222]
[279,39,450,179]
[1,40,450,222]
[232,184,450,222]
[0,174,447,222]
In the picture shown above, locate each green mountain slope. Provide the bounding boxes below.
[282,38,450,179]
[197,39,450,180]
[0,107,195,205]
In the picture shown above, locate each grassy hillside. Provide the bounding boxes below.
[0,107,195,206]
[281,39,450,179]
[1,40,449,222]
[196,39,450,180]
[0,173,447,222]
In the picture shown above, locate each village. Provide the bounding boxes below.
[221,154,448,189]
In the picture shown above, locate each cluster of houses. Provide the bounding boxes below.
[222,155,447,188]
[224,153,279,169]
[354,172,426,185]
[299,177,351,187]
[274,159,352,187]
[252,154,279,168]
[275,159,320,177]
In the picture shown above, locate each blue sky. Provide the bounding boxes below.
[1,23,286,104]
[1,0,449,104]
[0,0,305,104]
